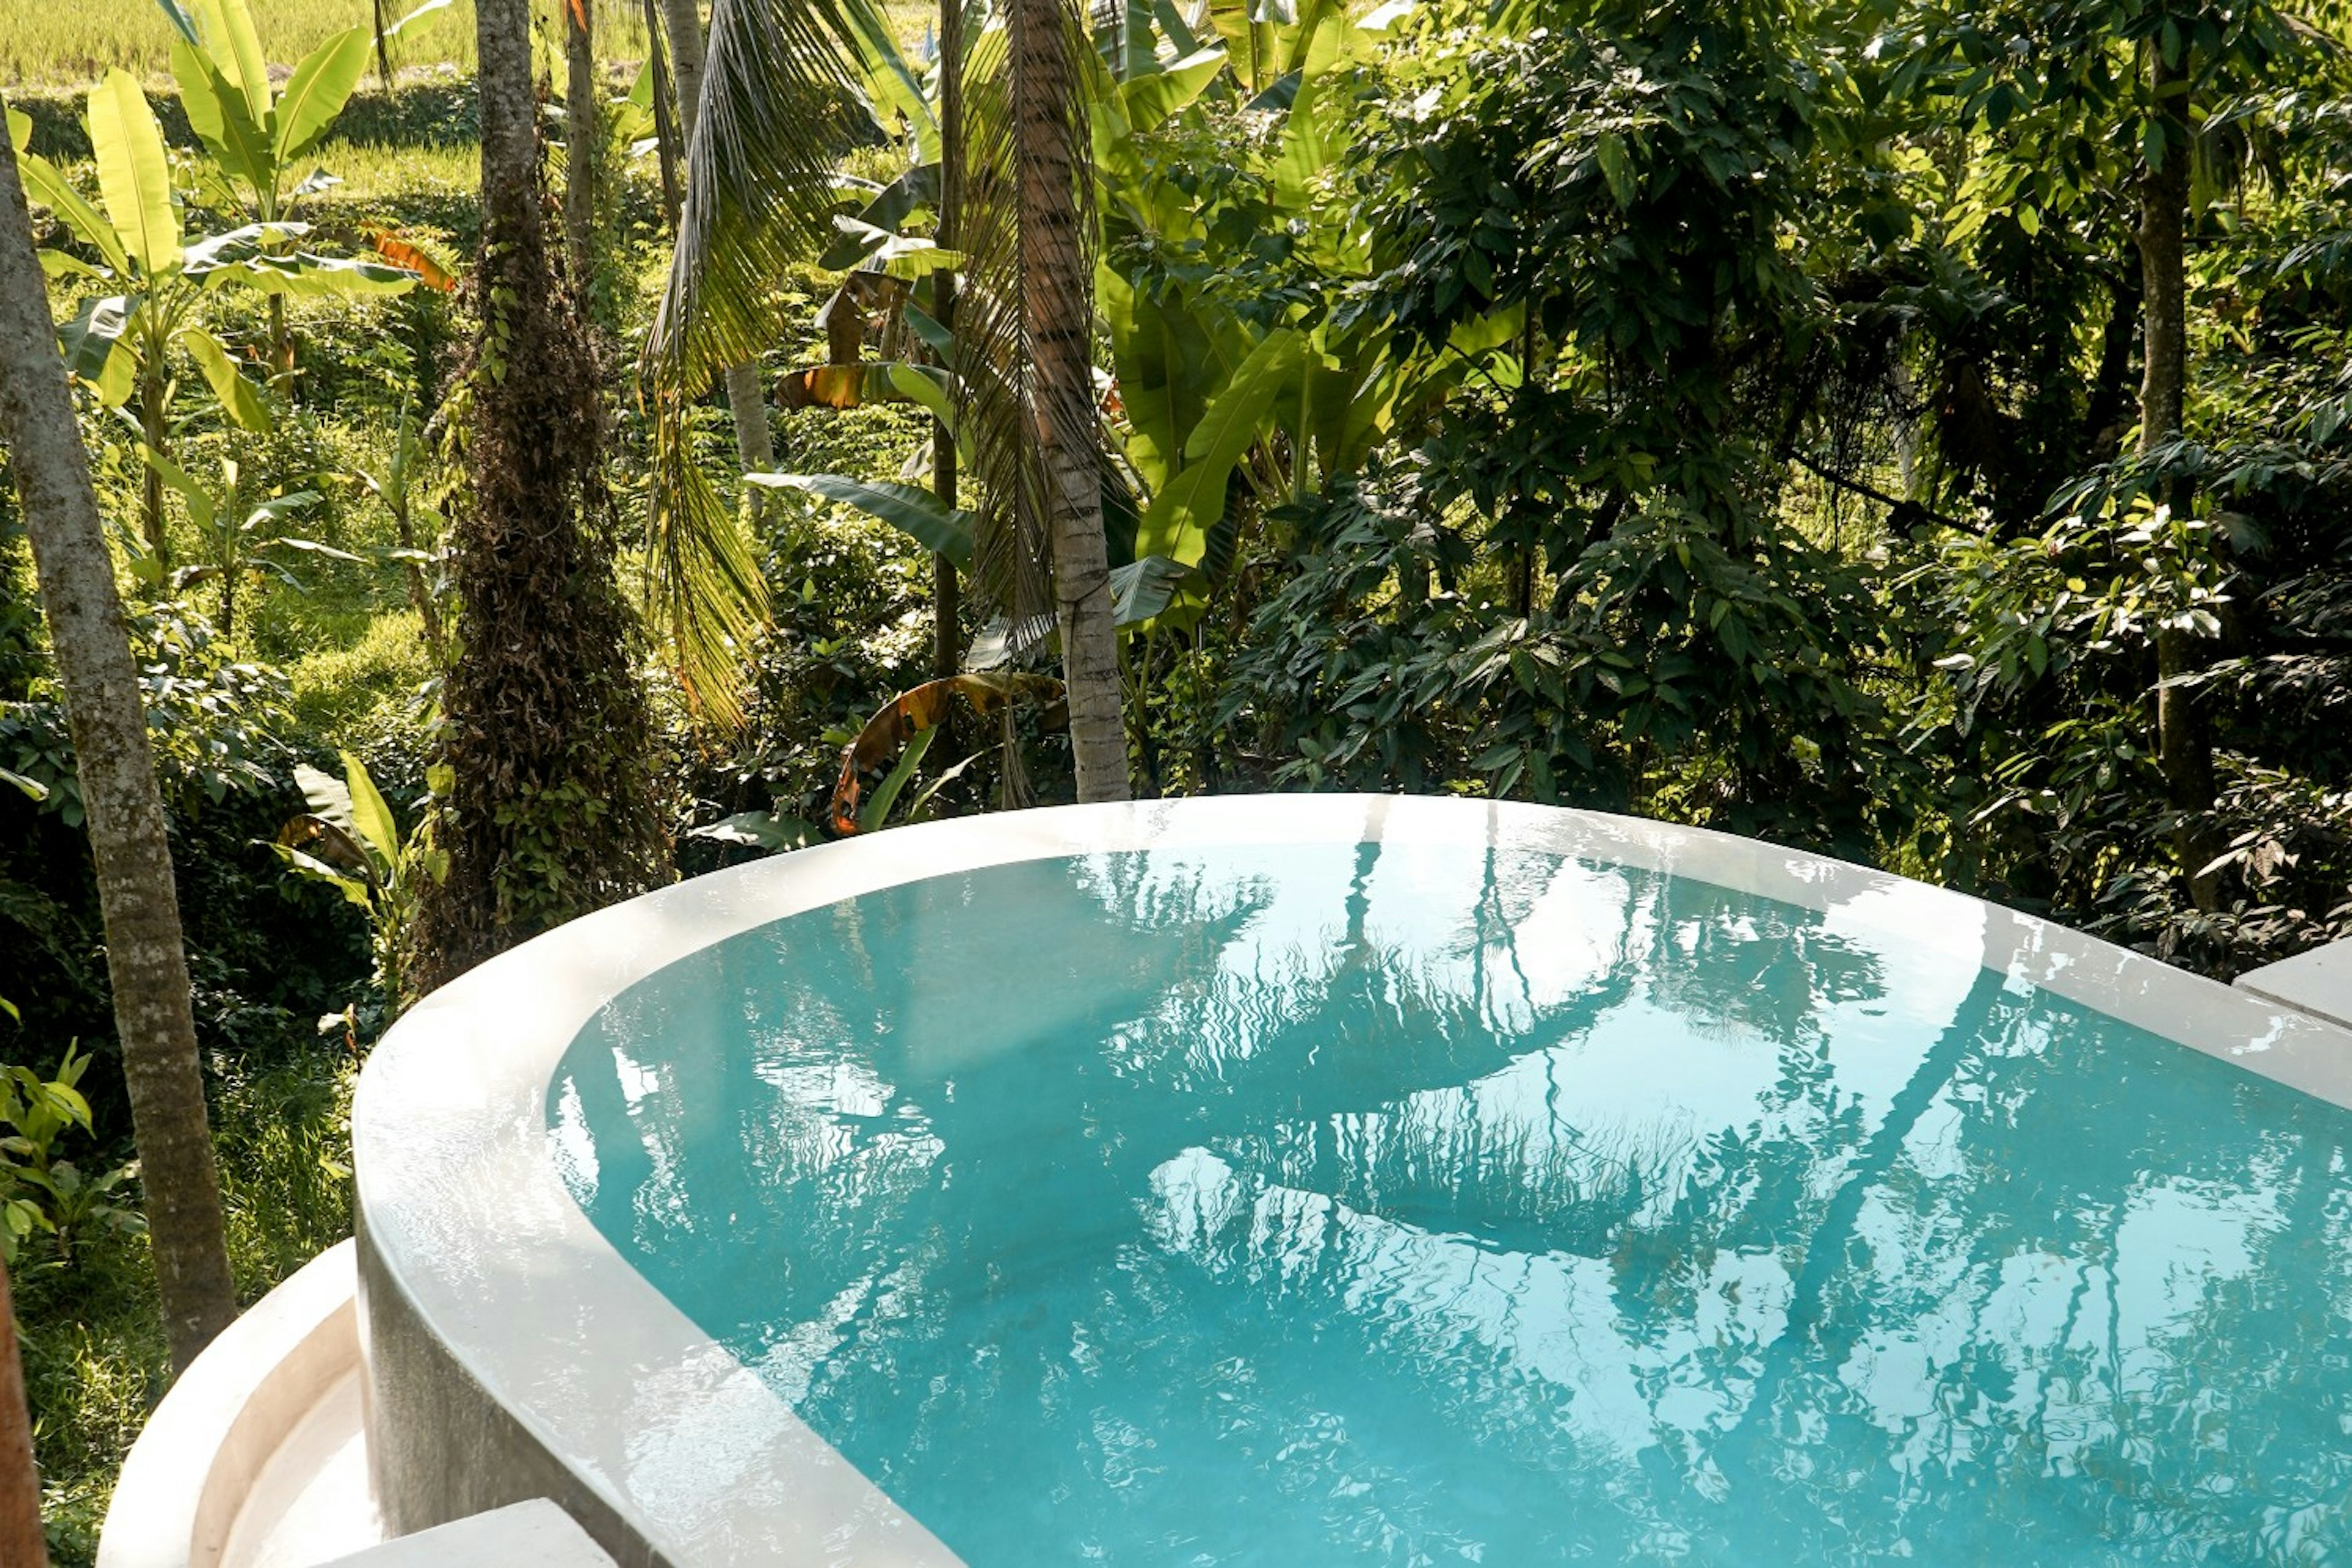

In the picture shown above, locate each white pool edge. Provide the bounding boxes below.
[97,1238,376,1568]
[350,795,2352,1567]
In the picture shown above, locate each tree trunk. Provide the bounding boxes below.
[564,0,598,294]
[1014,0,1128,802]
[0,135,238,1374]
[656,0,775,510]
[0,1261,42,1568]
[2139,42,2220,912]
[410,0,670,992]
[933,0,965,682]
[139,358,169,567]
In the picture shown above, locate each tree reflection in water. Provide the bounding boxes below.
[550,834,2352,1566]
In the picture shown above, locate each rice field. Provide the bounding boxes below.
[0,0,663,91]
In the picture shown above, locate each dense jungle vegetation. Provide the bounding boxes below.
[4,0,2352,1557]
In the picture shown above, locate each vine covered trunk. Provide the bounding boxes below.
[410,0,669,993]
[0,131,237,1373]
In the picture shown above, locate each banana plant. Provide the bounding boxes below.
[157,0,433,371]
[8,86,416,568]
[138,451,349,639]
[270,752,447,1003]
[352,393,448,661]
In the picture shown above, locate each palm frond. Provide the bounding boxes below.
[639,0,873,725]
[646,410,768,731]
[644,0,870,397]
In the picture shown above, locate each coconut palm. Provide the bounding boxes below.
[0,117,238,1373]
[653,0,780,518]
[646,0,1129,797]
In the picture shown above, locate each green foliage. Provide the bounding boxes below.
[0,1046,141,1268]
[270,751,446,1002]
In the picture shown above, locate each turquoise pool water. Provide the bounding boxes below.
[548,840,2352,1566]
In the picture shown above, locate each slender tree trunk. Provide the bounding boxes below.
[0,1260,42,1568]
[1014,0,1128,801]
[139,359,169,567]
[933,0,964,681]
[564,0,598,294]
[0,136,237,1374]
[2139,41,2220,911]
[656,0,775,508]
[412,0,669,991]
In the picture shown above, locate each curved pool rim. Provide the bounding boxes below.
[349,794,2352,1567]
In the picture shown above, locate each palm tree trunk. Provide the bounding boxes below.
[2139,42,2219,911]
[0,134,238,1374]
[0,1261,42,1568]
[656,0,775,507]
[1013,0,1127,801]
[564,0,598,293]
[933,0,965,680]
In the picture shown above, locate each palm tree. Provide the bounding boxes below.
[654,0,779,515]
[564,0,598,288]
[1005,0,1126,800]
[0,128,238,1373]
[646,0,1130,797]
[409,0,669,990]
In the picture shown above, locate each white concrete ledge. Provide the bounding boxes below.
[316,1500,612,1568]
[2235,940,2352,1032]
[99,1237,382,1568]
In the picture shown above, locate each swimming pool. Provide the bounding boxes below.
[353,797,2352,1566]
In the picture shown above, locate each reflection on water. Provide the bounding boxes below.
[549,839,2352,1566]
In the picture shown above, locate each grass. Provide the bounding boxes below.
[17,1060,359,1567]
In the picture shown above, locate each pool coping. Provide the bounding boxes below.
[350,795,2352,1566]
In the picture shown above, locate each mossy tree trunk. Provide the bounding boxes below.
[410,0,670,993]
[0,132,237,1374]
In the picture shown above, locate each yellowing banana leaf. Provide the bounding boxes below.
[366,228,457,291]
